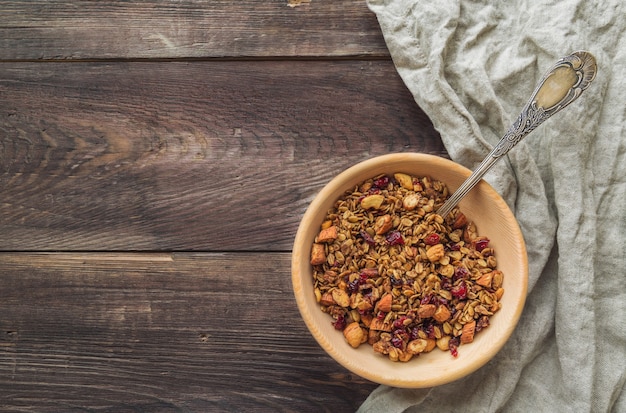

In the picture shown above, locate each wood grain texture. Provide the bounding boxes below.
[0,0,388,60]
[0,252,378,412]
[1,60,444,251]
[1,1,447,410]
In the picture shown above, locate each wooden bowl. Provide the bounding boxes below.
[291,153,528,388]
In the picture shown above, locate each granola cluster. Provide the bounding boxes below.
[310,173,504,362]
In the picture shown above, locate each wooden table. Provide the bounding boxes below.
[0,1,445,411]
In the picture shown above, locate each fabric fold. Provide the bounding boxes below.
[360,1,626,412]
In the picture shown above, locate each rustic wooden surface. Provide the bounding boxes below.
[0,1,446,412]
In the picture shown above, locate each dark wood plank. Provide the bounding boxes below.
[0,60,444,251]
[0,252,377,412]
[0,0,388,60]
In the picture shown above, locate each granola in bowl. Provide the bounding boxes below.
[310,173,504,362]
[292,153,527,387]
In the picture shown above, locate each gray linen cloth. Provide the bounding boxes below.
[359,1,626,412]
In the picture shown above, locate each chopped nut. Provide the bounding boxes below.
[403,193,420,210]
[360,194,384,210]
[368,328,380,344]
[319,292,335,306]
[461,320,476,344]
[360,268,379,278]
[424,338,437,352]
[331,288,350,308]
[476,271,494,288]
[407,339,429,354]
[434,305,451,322]
[349,309,361,323]
[398,350,413,362]
[452,212,468,229]
[426,244,445,262]
[376,293,393,313]
[374,214,393,235]
[388,347,400,362]
[394,173,414,190]
[360,181,373,193]
[369,318,392,332]
[360,313,373,328]
[436,335,451,351]
[463,221,478,243]
[417,303,436,318]
[356,298,373,312]
[310,243,326,265]
[495,287,505,300]
[492,270,504,289]
[372,340,390,354]
[343,322,365,348]
[316,225,338,243]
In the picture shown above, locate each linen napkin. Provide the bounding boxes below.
[359,1,626,412]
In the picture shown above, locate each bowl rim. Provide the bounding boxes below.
[292,153,528,387]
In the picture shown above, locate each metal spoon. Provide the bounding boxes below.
[436,51,597,218]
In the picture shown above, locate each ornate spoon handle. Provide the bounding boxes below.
[437,51,597,218]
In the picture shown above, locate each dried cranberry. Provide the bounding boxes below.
[451,283,467,299]
[385,231,404,246]
[409,328,420,341]
[359,230,376,246]
[391,336,404,348]
[347,279,360,294]
[449,336,460,357]
[475,238,490,251]
[420,294,434,305]
[453,266,470,281]
[373,176,390,189]
[424,233,441,245]
[476,316,490,332]
[393,316,409,329]
[421,323,436,339]
[394,329,409,342]
[332,315,346,330]
[448,242,461,251]
[376,312,386,320]
[390,275,403,287]
[441,277,452,290]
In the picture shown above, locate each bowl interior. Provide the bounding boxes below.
[292,153,528,388]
